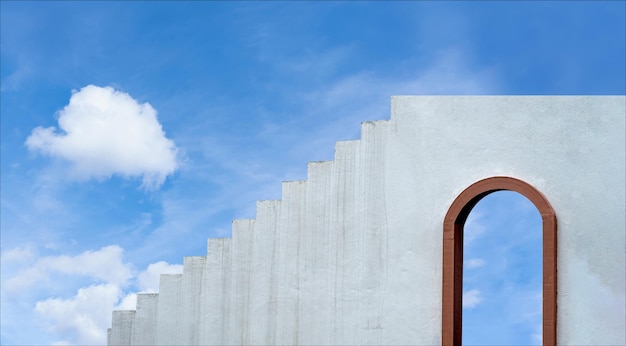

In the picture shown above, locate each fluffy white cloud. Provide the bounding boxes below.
[35,284,145,345]
[463,289,483,309]
[137,261,183,292]
[26,85,179,189]
[36,284,122,345]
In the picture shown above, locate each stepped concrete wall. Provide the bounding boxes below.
[108,96,626,345]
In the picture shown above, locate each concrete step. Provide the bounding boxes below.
[179,256,206,345]
[356,120,389,345]
[329,138,362,344]
[247,200,281,344]
[110,310,135,346]
[132,293,158,346]
[202,238,231,345]
[274,180,306,344]
[299,160,335,344]
[228,219,255,344]
[156,274,183,345]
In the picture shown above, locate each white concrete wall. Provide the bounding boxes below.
[109,96,625,345]
[386,96,625,345]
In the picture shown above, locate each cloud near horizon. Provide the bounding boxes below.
[2,245,183,345]
[25,85,179,190]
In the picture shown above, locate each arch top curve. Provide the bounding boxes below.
[444,176,556,227]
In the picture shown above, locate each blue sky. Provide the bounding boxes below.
[1,1,624,345]
[463,192,543,345]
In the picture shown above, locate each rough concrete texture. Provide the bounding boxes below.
[132,294,158,345]
[108,96,626,345]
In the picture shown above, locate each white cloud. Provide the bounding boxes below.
[463,289,483,309]
[406,48,498,94]
[25,85,179,190]
[1,245,35,264]
[5,245,132,293]
[137,261,183,293]
[465,258,486,269]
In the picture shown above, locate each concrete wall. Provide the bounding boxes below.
[109,96,626,345]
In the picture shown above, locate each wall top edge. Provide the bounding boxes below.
[390,95,625,98]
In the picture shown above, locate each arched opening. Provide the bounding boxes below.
[442,177,556,346]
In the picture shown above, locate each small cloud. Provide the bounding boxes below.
[51,341,72,346]
[465,258,486,269]
[463,289,483,309]
[464,210,487,244]
[25,85,179,190]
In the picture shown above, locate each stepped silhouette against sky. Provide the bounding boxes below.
[108,96,626,346]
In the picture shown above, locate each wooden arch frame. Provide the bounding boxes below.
[442,176,557,345]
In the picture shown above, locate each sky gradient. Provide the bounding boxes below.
[1,1,624,345]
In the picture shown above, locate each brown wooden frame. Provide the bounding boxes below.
[442,176,557,345]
